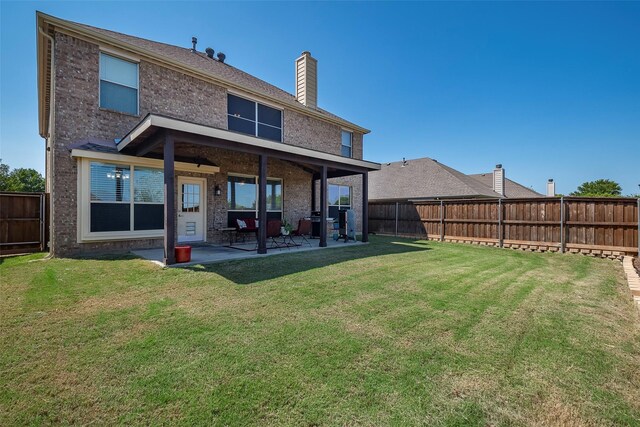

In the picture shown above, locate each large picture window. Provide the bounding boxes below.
[227,94,282,142]
[227,174,282,213]
[99,53,139,115]
[89,162,163,233]
[328,184,351,218]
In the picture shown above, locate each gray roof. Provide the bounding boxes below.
[468,173,543,198]
[69,139,218,167]
[369,157,542,201]
[369,157,503,201]
[68,19,365,132]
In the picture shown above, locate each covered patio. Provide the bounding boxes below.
[133,236,364,267]
[117,114,380,265]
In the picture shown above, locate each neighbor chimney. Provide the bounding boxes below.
[295,51,317,108]
[546,179,556,197]
[493,164,505,196]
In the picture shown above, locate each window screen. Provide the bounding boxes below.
[100,53,138,115]
[134,167,164,203]
[341,131,352,158]
[133,166,164,230]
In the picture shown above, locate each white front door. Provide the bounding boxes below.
[177,177,206,243]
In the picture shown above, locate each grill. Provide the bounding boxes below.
[310,211,322,238]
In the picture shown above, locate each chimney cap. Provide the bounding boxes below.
[548,178,554,182]
[301,51,311,56]
[495,164,502,169]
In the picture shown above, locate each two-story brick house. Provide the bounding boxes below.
[36,12,379,264]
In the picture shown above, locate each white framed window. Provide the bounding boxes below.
[88,162,164,234]
[328,184,351,219]
[227,94,282,142]
[341,130,352,158]
[227,174,282,213]
[329,184,351,209]
[76,155,218,242]
[99,52,139,115]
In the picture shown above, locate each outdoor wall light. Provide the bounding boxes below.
[214,185,222,196]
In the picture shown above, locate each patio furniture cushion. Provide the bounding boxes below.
[236,218,257,231]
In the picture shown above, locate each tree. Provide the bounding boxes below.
[0,160,45,192]
[570,179,622,197]
[0,161,9,190]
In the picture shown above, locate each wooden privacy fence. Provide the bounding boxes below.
[0,192,49,255]
[369,197,640,259]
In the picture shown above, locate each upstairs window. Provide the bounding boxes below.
[99,53,139,115]
[341,130,352,157]
[227,94,282,142]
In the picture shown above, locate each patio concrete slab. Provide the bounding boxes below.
[132,236,363,267]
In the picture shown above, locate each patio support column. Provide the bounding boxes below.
[257,154,268,254]
[311,177,316,212]
[163,132,176,265]
[320,165,327,247]
[362,171,369,243]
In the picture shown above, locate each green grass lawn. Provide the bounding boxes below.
[1,236,639,426]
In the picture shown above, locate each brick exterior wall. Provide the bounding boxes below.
[49,31,366,256]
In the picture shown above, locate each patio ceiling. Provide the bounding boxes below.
[117,114,380,177]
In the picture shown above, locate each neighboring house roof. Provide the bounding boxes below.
[36,12,369,138]
[369,157,543,201]
[369,157,503,201]
[468,173,543,198]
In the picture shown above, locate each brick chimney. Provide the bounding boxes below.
[493,164,505,196]
[546,179,556,197]
[295,51,317,108]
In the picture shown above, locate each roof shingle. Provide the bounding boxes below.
[67,18,366,132]
[369,157,542,201]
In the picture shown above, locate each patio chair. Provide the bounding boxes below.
[266,219,287,249]
[292,219,312,247]
[235,217,258,243]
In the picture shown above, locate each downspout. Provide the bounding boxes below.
[39,26,55,251]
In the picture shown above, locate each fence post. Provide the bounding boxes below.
[560,197,566,253]
[440,200,445,242]
[498,198,503,248]
[637,198,639,257]
[395,202,399,237]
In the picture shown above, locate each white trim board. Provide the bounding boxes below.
[71,149,220,174]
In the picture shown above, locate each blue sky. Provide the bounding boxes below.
[1,1,639,195]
